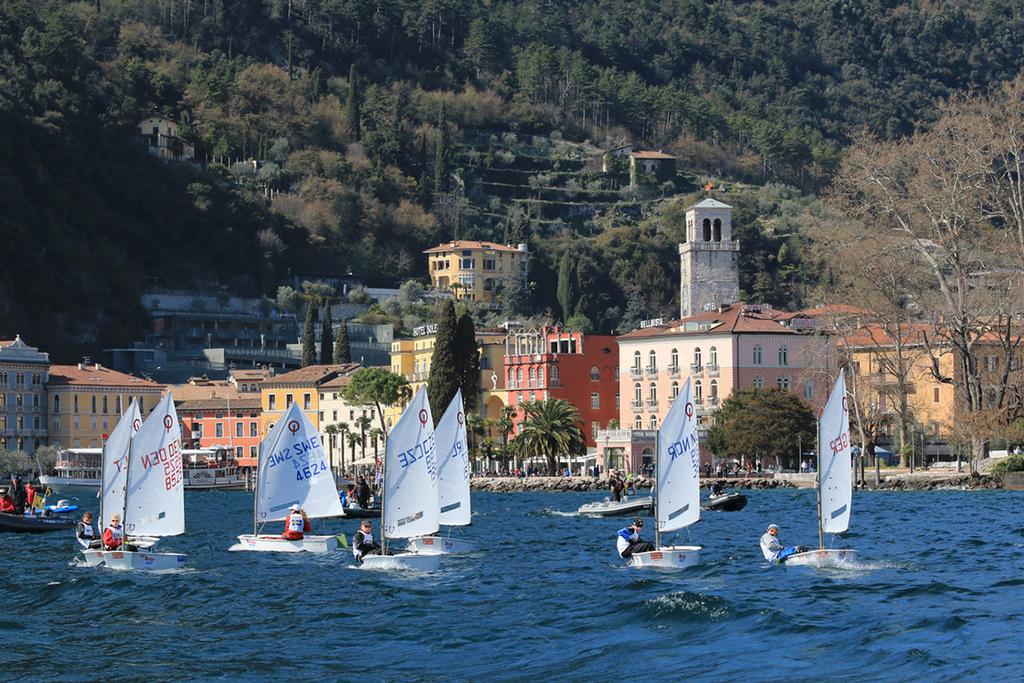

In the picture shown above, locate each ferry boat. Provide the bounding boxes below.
[42,448,245,491]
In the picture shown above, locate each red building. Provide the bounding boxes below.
[504,326,619,447]
[177,397,262,469]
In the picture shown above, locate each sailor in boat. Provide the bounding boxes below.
[281,505,311,540]
[609,473,623,502]
[102,513,135,551]
[355,477,372,508]
[759,524,808,563]
[76,511,101,549]
[616,518,655,559]
[709,481,724,497]
[0,486,15,513]
[352,519,383,564]
[9,475,26,514]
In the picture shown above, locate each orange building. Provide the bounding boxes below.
[504,326,619,447]
[177,397,262,469]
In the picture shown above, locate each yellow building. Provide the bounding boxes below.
[424,240,529,308]
[386,328,508,428]
[258,363,360,438]
[46,364,165,449]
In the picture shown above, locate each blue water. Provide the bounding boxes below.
[2,488,1022,681]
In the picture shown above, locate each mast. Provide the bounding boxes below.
[380,428,388,555]
[99,440,106,535]
[252,438,261,537]
[122,433,134,541]
[815,416,824,550]
[654,432,660,550]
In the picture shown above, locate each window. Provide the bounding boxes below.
[319,412,324,422]
[529,368,536,387]
[649,415,658,429]
[115,395,122,414]
[91,395,96,413]
[694,380,703,402]
[303,394,311,410]
[753,345,763,365]
[73,395,78,413]
[590,365,600,381]
[753,375,764,389]
[592,422,600,439]
[236,422,243,438]
[648,350,657,370]
[268,395,276,410]
[635,415,643,429]
[804,381,814,400]
[517,368,523,386]
[591,393,600,409]
[708,346,718,367]
[648,383,657,400]
[53,395,60,413]
[634,383,642,402]
[933,387,940,403]
[633,351,641,369]
[195,424,204,437]
[985,355,999,372]
[102,396,108,414]
[538,368,544,386]
[250,422,258,436]
[713,218,722,242]
[671,381,679,398]
[710,380,718,401]
[615,393,620,408]
[777,376,790,391]
[216,423,224,438]
[702,218,712,242]
[508,369,515,389]
[250,446,258,459]
[670,349,678,369]
[459,257,474,269]
[778,346,788,366]
[483,258,496,270]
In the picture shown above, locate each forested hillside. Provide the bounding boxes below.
[3,0,1024,359]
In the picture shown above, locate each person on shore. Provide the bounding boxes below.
[77,512,101,549]
[759,524,808,563]
[352,519,382,564]
[617,518,655,559]
[281,504,310,540]
[103,513,126,550]
[0,486,15,513]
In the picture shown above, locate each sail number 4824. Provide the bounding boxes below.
[295,460,330,481]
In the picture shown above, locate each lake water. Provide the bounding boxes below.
[2,488,1022,681]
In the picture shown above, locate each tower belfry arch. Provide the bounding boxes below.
[678,198,740,317]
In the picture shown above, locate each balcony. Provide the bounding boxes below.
[629,367,643,379]
[646,398,658,409]
[691,363,704,374]
[706,364,720,377]
[708,397,719,407]
[630,399,643,410]
[644,365,658,377]
[667,365,680,378]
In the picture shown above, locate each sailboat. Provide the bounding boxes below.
[786,370,857,566]
[82,392,188,571]
[234,401,346,552]
[359,387,442,571]
[630,377,702,569]
[408,389,476,554]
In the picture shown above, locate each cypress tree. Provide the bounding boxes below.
[556,250,578,321]
[334,318,351,364]
[456,311,480,413]
[320,303,334,365]
[347,64,361,141]
[301,299,317,367]
[427,300,460,422]
[434,103,451,194]
[417,131,431,206]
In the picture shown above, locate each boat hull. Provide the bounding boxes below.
[784,548,857,567]
[578,496,653,517]
[340,505,381,518]
[233,534,338,553]
[630,545,702,569]
[407,535,476,554]
[702,492,748,512]
[359,552,442,571]
[0,512,77,533]
[82,549,188,571]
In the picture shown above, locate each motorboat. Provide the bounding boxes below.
[702,491,748,512]
[0,508,78,533]
[340,501,381,518]
[578,495,653,517]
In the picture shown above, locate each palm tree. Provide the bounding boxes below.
[499,405,517,470]
[324,424,338,475]
[346,431,362,468]
[336,421,350,472]
[355,414,373,461]
[369,427,383,462]
[510,399,586,475]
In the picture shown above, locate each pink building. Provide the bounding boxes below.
[597,303,833,472]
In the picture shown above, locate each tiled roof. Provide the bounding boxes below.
[171,381,241,402]
[630,150,677,160]
[687,198,732,210]
[261,363,362,386]
[618,303,795,340]
[231,369,273,380]
[177,397,261,412]
[47,365,163,388]
[423,240,523,254]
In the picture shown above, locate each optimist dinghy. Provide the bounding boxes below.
[82,393,188,571]
[234,401,345,552]
[359,388,441,571]
[629,378,702,569]
[785,370,857,567]
[408,390,476,555]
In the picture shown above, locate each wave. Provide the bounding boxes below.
[645,591,734,622]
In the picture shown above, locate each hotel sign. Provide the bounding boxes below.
[639,318,664,329]
[413,324,439,337]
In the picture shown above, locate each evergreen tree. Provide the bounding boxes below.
[417,131,431,206]
[347,64,361,141]
[427,300,460,422]
[334,318,351,363]
[464,18,497,79]
[320,302,334,365]
[434,103,451,194]
[556,251,578,321]
[456,311,480,413]
[301,299,317,367]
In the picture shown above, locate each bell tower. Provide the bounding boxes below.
[679,198,740,317]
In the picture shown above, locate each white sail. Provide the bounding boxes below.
[656,377,701,534]
[819,370,853,534]
[435,390,471,527]
[100,399,141,530]
[124,392,185,537]
[256,401,345,522]
[383,387,439,539]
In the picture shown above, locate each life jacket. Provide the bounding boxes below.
[287,512,305,533]
[106,524,124,542]
[78,522,95,539]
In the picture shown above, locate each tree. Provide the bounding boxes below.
[463,18,498,79]
[336,421,350,471]
[434,103,452,194]
[323,423,338,474]
[341,367,410,435]
[334,318,351,363]
[427,300,460,421]
[355,413,373,460]
[706,389,815,470]
[456,311,480,413]
[347,63,360,141]
[320,303,334,365]
[510,399,586,475]
[301,298,316,367]
[556,250,577,321]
